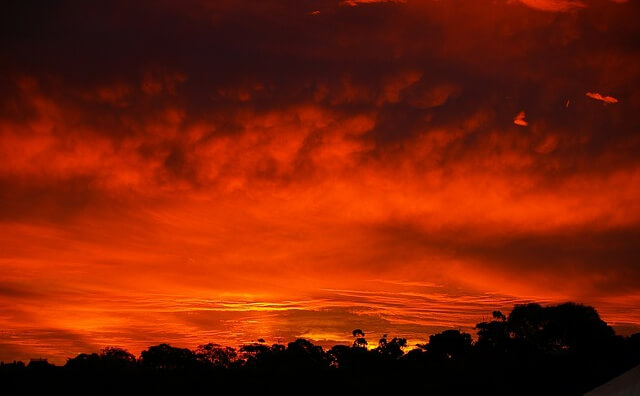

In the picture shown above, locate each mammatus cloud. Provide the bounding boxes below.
[586,92,619,104]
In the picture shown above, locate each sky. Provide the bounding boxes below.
[1,0,639,364]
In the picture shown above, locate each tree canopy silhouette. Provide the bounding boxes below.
[2,302,639,396]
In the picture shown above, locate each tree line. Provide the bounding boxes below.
[2,302,639,395]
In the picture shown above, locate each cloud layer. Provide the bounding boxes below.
[1,0,639,363]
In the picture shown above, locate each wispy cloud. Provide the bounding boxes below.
[586,92,619,104]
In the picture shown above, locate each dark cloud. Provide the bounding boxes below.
[0,328,97,363]
[370,222,640,296]
[0,282,42,299]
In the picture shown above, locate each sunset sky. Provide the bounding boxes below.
[1,0,639,364]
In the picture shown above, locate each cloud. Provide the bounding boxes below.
[514,0,587,12]
[340,0,406,6]
[586,92,620,104]
[514,110,529,126]
[0,0,639,362]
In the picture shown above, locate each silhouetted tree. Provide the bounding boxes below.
[375,334,407,359]
[507,302,614,354]
[493,310,507,321]
[476,316,511,354]
[328,343,374,371]
[100,347,136,369]
[284,339,327,369]
[352,329,367,349]
[629,332,640,362]
[423,330,472,360]
[65,347,136,371]
[65,353,101,370]
[140,344,197,370]
[195,343,237,368]
[239,343,283,368]
[2,301,638,396]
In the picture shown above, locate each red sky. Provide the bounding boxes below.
[1,0,640,364]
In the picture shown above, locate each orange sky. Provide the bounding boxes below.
[1,0,640,364]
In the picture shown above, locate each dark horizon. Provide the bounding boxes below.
[2,301,640,395]
[1,301,637,366]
